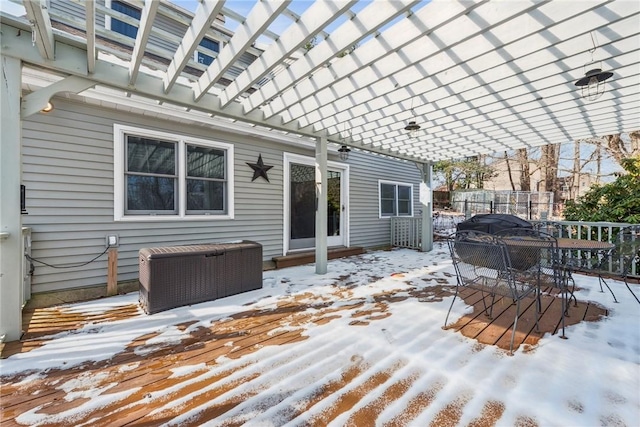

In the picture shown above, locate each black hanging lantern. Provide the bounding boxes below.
[404,120,421,138]
[574,68,613,101]
[338,145,351,161]
[574,32,614,101]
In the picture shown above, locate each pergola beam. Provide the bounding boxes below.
[3,0,638,164]
[218,0,357,108]
[85,1,96,73]
[242,0,420,114]
[21,75,96,118]
[22,0,55,60]
[163,0,226,94]
[194,0,291,101]
[129,0,160,85]
[263,0,481,120]
[290,1,627,131]
[0,21,424,164]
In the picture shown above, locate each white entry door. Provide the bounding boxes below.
[285,154,348,252]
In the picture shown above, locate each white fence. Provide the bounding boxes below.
[390,217,638,278]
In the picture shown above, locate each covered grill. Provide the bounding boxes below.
[456,214,532,235]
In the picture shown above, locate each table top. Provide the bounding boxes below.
[499,236,614,251]
[555,238,615,251]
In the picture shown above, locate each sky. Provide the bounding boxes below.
[1,242,638,425]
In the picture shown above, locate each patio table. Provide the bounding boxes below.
[498,236,614,339]
[551,238,615,308]
[555,238,615,252]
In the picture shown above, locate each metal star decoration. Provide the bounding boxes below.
[246,154,273,182]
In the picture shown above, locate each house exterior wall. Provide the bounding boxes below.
[22,98,423,294]
[348,150,422,249]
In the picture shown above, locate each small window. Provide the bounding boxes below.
[379,181,413,218]
[196,38,220,66]
[115,125,234,221]
[110,0,140,38]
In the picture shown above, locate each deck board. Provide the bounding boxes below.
[0,280,609,426]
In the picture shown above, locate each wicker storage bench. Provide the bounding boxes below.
[138,241,262,314]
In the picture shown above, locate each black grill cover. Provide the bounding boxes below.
[456,214,532,235]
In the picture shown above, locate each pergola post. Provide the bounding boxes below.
[0,55,24,342]
[315,137,328,274]
[419,162,433,252]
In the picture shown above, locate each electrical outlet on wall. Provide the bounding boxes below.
[106,235,119,248]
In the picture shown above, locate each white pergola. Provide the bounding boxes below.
[1,0,639,341]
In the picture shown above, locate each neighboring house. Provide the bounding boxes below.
[16,1,425,296]
[483,157,545,193]
[483,157,594,202]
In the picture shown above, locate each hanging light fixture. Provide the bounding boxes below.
[338,123,351,161]
[404,96,421,138]
[574,32,613,101]
[338,145,351,161]
[574,68,613,101]
[404,121,421,137]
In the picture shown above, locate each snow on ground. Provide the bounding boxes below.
[1,243,639,426]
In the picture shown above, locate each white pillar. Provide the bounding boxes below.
[315,137,328,274]
[419,162,433,252]
[0,55,23,342]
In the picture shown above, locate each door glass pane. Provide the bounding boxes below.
[328,171,341,236]
[290,164,315,240]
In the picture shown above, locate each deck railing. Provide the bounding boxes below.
[390,217,638,277]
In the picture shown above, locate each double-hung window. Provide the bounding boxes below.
[379,180,413,218]
[115,125,234,221]
[109,0,140,38]
[196,38,220,66]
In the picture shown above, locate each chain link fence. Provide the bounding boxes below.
[450,190,555,220]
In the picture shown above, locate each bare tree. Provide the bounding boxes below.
[517,148,531,191]
[504,151,516,191]
[579,130,639,166]
[571,141,580,200]
[540,144,560,202]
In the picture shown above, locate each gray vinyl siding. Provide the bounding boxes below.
[22,98,423,294]
[347,151,422,249]
[22,98,290,294]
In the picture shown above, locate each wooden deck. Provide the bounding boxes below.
[0,282,607,426]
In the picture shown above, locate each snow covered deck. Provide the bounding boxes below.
[1,244,638,426]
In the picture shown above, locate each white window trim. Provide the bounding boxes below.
[114,124,234,222]
[378,179,414,219]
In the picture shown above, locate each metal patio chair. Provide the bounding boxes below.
[445,230,540,354]
[494,228,568,338]
[533,221,567,238]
